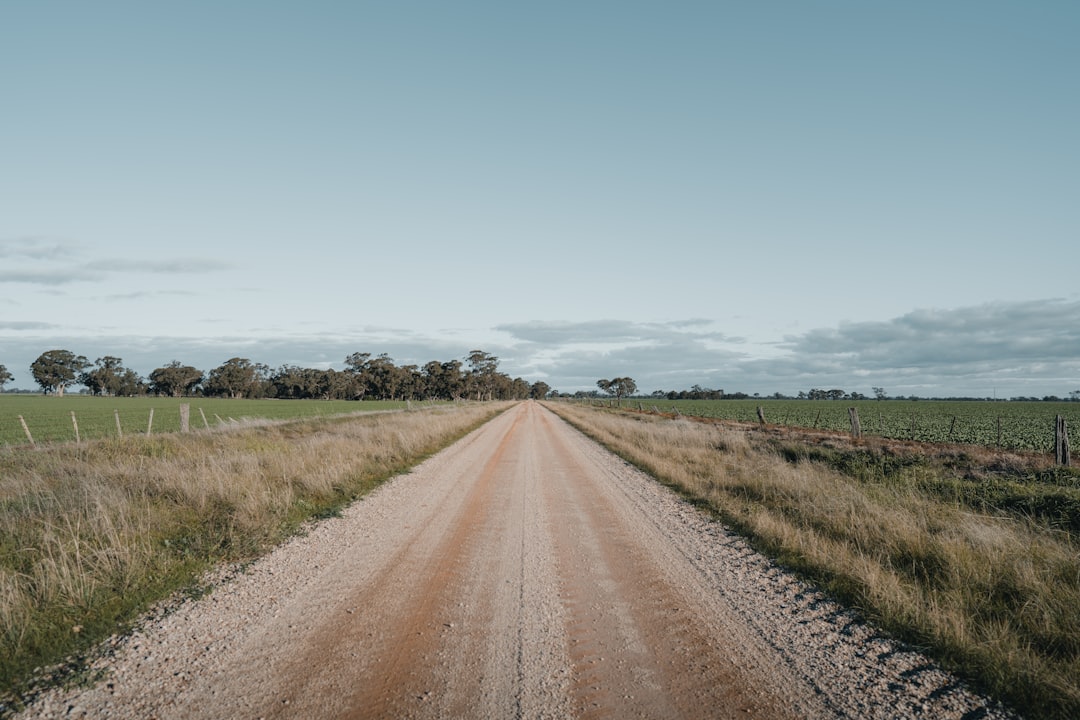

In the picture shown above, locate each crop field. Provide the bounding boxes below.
[624,399,1080,453]
[0,396,412,446]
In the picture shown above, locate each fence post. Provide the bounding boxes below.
[200,408,210,429]
[848,407,862,438]
[71,411,81,444]
[180,404,190,433]
[146,408,154,436]
[756,406,766,424]
[114,409,123,437]
[1056,415,1071,466]
[18,415,34,446]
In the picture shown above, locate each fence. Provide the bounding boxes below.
[13,404,213,446]
[579,398,1075,465]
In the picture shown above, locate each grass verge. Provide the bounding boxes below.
[545,401,1080,720]
[0,401,510,710]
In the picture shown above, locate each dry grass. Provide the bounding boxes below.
[547,402,1080,720]
[0,402,509,704]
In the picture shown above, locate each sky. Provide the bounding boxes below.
[1,1,1078,398]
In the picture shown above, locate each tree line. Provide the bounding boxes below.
[5,350,554,402]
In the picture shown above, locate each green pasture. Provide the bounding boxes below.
[625,399,1080,452]
[0,396,411,446]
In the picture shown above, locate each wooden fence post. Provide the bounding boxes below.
[200,408,210,429]
[18,416,34,446]
[71,411,81,444]
[114,409,123,437]
[180,404,190,433]
[756,406,766,424]
[848,407,861,438]
[1056,415,1071,466]
[146,408,154,436]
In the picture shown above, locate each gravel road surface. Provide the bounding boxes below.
[18,401,1019,719]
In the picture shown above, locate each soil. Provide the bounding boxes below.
[16,401,1020,719]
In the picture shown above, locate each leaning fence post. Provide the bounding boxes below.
[179,404,190,433]
[200,408,210,429]
[756,406,766,424]
[1056,415,1071,466]
[146,408,154,436]
[71,411,81,444]
[114,409,123,437]
[848,407,862,438]
[18,415,34,446]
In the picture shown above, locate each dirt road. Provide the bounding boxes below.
[20,402,1016,719]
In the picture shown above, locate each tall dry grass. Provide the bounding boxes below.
[547,402,1080,720]
[0,403,509,704]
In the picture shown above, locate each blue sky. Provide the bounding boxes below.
[2,1,1078,397]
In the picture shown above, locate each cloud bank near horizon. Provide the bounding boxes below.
[1,299,1077,398]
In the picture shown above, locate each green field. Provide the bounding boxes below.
[0,396,413,446]
[623,399,1080,453]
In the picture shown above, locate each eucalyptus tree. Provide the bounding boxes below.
[529,381,551,400]
[30,349,89,396]
[597,377,637,405]
[0,364,12,391]
[149,361,204,397]
[422,360,465,400]
[115,368,147,396]
[466,350,499,401]
[205,357,269,399]
[80,356,137,396]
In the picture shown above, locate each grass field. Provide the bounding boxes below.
[621,398,1080,453]
[0,396,414,446]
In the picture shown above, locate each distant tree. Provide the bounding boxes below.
[510,376,531,400]
[149,361,204,397]
[1071,390,1080,402]
[115,368,146,396]
[30,349,89,396]
[466,350,499,401]
[529,381,551,400]
[205,358,269,399]
[320,369,358,400]
[80,356,131,396]
[873,387,888,401]
[397,362,421,403]
[0,364,12,391]
[365,354,403,400]
[597,377,637,405]
[344,352,373,399]
[422,360,465,400]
